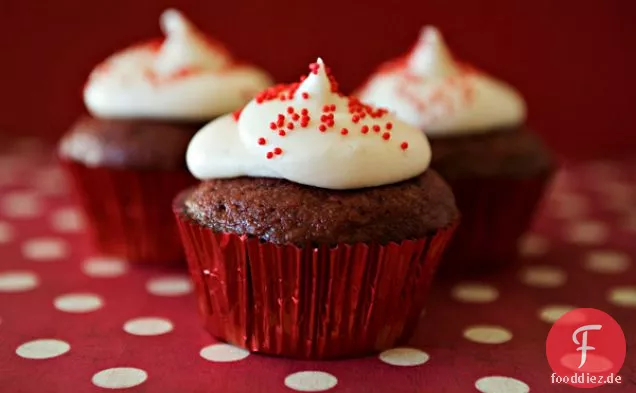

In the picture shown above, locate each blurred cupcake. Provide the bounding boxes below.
[357,27,554,273]
[59,9,272,264]
[174,58,459,359]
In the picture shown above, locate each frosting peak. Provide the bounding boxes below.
[358,26,526,136]
[153,9,230,76]
[186,58,432,190]
[407,27,458,78]
[296,58,338,104]
[84,9,272,121]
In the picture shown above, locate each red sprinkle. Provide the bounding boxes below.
[330,104,336,111]
[373,125,381,132]
[301,108,308,115]
[309,62,320,74]
[361,125,369,134]
[386,122,393,130]
[302,92,309,99]
[319,124,327,132]
[382,132,391,140]
[400,142,409,150]
[320,114,328,122]
[287,122,294,130]
[287,106,294,114]
[323,105,330,112]
[232,108,242,121]
[279,130,286,136]
[327,119,335,127]
[352,115,360,123]
[274,147,283,155]
[269,122,277,130]
[341,128,349,135]
[257,137,266,145]
[266,152,274,159]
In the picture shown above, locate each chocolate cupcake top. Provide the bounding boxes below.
[84,9,272,121]
[357,27,526,137]
[186,58,432,190]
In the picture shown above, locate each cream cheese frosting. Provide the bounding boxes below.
[357,27,526,136]
[84,9,273,121]
[186,59,432,190]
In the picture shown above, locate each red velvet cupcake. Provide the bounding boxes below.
[174,59,459,359]
[58,9,272,264]
[358,27,554,274]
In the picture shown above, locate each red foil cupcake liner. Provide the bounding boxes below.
[174,193,458,359]
[440,170,553,275]
[62,160,196,265]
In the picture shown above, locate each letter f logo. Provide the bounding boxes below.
[573,324,602,368]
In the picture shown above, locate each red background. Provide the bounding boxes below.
[2,0,635,160]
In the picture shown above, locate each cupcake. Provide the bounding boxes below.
[59,9,272,264]
[174,58,459,359]
[357,27,554,273]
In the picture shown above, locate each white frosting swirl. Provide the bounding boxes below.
[358,27,526,136]
[186,59,432,190]
[84,9,273,120]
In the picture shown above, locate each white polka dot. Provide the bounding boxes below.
[92,367,148,389]
[538,305,577,323]
[200,343,250,362]
[0,271,39,292]
[124,317,173,336]
[549,193,588,219]
[379,347,430,366]
[566,220,609,245]
[607,286,636,308]
[33,168,68,196]
[451,283,499,303]
[146,276,193,296]
[82,257,128,278]
[518,233,549,257]
[463,325,513,344]
[598,180,633,198]
[50,207,84,233]
[16,339,70,359]
[54,293,103,313]
[0,221,14,244]
[520,265,567,288]
[623,212,636,233]
[585,250,631,274]
[475,376,529,393]
[284,371,338,392]
[22,238,68,261]
[583,161,620,179]
[561,353,613,372]
[1,191,41,218]
[602,193,634,212]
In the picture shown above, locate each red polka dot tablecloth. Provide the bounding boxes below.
[0,136,634,392]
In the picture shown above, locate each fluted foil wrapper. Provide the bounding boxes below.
[62,160,195,264]
[440,170,553,274]
[174,192,458,359]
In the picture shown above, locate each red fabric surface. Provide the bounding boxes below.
[1,1,636,160]
[0,138,635,392]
